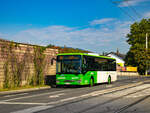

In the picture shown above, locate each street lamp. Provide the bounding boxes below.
[145,33,148,76]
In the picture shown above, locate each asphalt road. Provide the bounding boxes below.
[0,76,150,113]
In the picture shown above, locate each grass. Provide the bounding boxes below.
[0,85,50,92]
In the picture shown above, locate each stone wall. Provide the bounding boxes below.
[0,39,58,88]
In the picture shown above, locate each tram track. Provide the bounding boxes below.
[114,95,150,113]
[74,86,150,113]
[37,81,149,113]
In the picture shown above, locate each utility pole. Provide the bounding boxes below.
[146,33,148,76]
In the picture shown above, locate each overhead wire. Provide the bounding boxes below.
[124,0,142,19]
[109,0,136,21]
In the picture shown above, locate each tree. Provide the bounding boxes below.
[125,19,150,75]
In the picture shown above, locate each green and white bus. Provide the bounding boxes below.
[56,53,117,86]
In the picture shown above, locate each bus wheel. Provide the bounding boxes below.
[56,85,59,88]
[108,76,111,84]
[89,78,94,87]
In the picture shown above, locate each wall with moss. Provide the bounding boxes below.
[0,39,58,88]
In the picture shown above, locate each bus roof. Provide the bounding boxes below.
[57,53,115,60]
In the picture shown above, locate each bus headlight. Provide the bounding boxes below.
[77,79,81,83]
[56,80,59,83]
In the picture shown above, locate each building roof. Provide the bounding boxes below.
[107,52,126,60]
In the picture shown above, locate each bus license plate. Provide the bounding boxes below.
[65,83,70,85]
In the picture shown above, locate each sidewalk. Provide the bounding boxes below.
[0,86,51,95]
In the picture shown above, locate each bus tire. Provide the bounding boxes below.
[56,85,59,88]
[89,78,94,87]
[108,76,111,84]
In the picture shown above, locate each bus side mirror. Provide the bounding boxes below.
[51,58,56,65]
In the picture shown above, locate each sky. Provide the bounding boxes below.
[0,0,150,54]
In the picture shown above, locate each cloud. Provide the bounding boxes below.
[89,18,115,26]
[118,0,148,7]
[0,32,9,39]
[0,19,132,53]
[144,12,150,18]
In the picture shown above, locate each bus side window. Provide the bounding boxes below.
[99,59,108,71]
[108,59,116,71]
[94,58,101,71]
[85,56,94,71]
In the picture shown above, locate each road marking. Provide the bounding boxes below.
[132,81,137,83]
[106,85,113,88]
[4,93,28,98]
[49,93,65,98]
[60,96,79,102]
[0,101,47,105]
[11,105,53,113]
[2,90,70,102]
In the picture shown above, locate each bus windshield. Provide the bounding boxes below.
[56,55,82,74]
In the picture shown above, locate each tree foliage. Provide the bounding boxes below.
[125,19,150,74]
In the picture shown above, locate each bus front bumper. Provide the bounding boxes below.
[56,80,83,85]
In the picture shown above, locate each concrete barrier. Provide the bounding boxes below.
[117,71,140,81]
[117,72,139,76]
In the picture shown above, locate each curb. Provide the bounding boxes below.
[0,86,51,95]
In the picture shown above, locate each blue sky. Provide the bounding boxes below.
[0,0,150,54]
